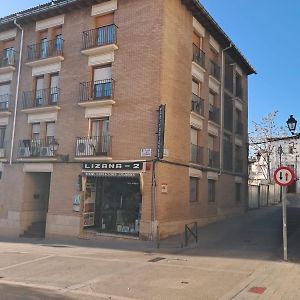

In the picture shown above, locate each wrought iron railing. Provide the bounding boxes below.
[236,121,243,135]
[0,94,11,112]
[208,104,220,124]
[79,79,114,102]
[190,144,203,165]
[27,38,64,61]
[191,93,204,116]
[208,149,219,169]
[82,24,117,50]
[210,60,220,81]
[192,44,205,68]
[18,138,59,158]
[0,49,16,67]
[23,87,60,109]
[75,136,111,157]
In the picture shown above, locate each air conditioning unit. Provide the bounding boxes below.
[76,139,95,156]
[0,148,5,158]
[40,147,53,157]
[19,147,30,158]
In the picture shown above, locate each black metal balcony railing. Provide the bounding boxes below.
[82,24,117,50]
[0,49,16,68]
[0,94,11,112]
[23,87,60,109]
[208,149,219,169]
[75,136,111,157]
[192,44,205,68]
[208,104,220,124]
[27,38,64,62]
[235,159,243,173]
[191,93,204,116]
[210,60,221,81]
[236,121,243,135]
[18,138,58,158]
[190,144,203,165]
[79,79,114,102]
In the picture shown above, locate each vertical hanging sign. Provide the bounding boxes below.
[156,104,166,159]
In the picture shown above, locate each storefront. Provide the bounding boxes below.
[81,162,144,236]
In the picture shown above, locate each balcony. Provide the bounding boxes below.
[22,87,60,113]
[190,144,203,165]
[208,149,219,169]
[81,24,118,56]
[235,121,243,135]
[235,159,243,173]
[26,38,64,67]
[78,79,115,109]
[0,94,12,115]
[208,104,220,124]
[191,93,204,116]
[192,44,205,68]
[210,60,220,81]
[18,138,59,159]
[75,136,111,158]
[0,49,16,73]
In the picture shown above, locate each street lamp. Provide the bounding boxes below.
[287,115,297,135]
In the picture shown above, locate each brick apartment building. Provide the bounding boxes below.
[0,0,255,239]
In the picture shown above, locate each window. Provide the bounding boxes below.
[191,128,198,145]
[3,39,14,64]
[93,66,112,99]
[208,134,214,151]
[208,179,216,202]
[193,31,202,49]
[32,123,40,140]
[39,30,48,58]
[235,183,241,202]
[46,122,56,144]
[192,79,200,97]
[190,177,198,202]
[50,73,59,104]
[54,26,63,51]
[209,90,215,106]
[0,82,10,111]
[90,118,110,154]
[0,126,6,149]
[35,76,44,106]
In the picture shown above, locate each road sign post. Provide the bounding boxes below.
[273,166,296,262]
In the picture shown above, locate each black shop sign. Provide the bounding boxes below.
[83,162,144,171]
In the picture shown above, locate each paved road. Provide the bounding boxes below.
[0,194,299,299]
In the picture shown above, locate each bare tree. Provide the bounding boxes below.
[249,111,287,183]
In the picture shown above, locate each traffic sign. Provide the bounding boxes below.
[274,166,296,187]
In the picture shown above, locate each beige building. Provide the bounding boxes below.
[0,0,255,240]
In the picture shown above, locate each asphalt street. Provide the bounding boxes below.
[0,194,299,299]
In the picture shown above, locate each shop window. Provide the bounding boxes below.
[235,183,241,202]
[0,126,6,149]
[190,177,198,202]
[208,179,216,202]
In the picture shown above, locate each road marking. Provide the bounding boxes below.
[0,279,139,300]
[0,255,53,271]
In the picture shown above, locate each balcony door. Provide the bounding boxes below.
[0,82,10,111]
[35,76,44,106]
[95,13,114,46]
[90,118,110,155]
[50,73,59,104]
[0,126,6,149]
[93,66,112,99]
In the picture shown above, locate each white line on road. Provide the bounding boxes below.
[0,255,54,271]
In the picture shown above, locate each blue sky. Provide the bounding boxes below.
[1,0,300,131]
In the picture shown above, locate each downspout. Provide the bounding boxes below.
[218,43,233,175]
[10,19,24,165]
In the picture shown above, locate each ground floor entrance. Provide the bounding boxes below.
[83,176,142,236]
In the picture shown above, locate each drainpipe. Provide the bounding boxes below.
[218,43,233,175]
[10,19,24,165]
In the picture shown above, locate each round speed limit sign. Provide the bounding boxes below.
[274,166,296,187]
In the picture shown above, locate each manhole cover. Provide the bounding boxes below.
[148,257,165,263]
[248,287,266,294]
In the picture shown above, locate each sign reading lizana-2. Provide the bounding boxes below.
[274,166,296,187]
[83,162,144,171]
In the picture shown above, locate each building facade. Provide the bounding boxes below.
[0,0,255,239]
